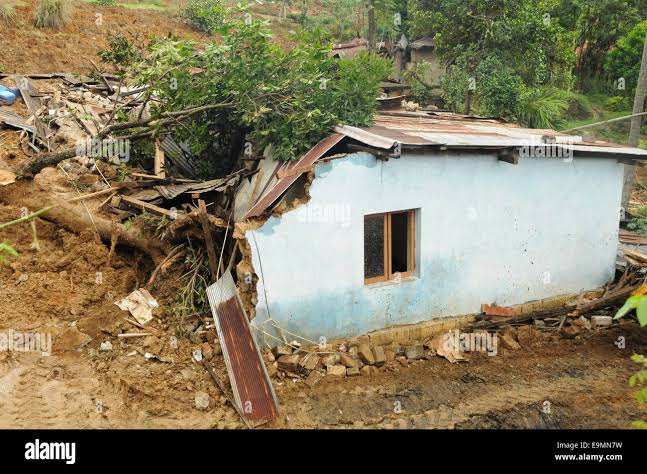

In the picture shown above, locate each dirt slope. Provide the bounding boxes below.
[0,1,200,75]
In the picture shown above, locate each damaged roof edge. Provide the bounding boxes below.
[242,114,647,220]
[242,133,345,219]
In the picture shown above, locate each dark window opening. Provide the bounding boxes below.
[391,212,409,274]
[364,210,415,284]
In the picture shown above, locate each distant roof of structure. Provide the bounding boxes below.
[329,38,369,58]
[410,37,436,49]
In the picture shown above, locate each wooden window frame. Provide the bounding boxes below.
[364,209,416,284]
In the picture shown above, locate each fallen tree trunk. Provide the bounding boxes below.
[20,103,233,176]
[0,182,168,260]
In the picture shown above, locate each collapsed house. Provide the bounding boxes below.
[233,111,647,346]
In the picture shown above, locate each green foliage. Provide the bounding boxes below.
[98,33,142,72]
[0,3,17,24]
[629,354,647,428]
[0,242,18,265]
[113,20,391,167]
[554,0,647,91]
[181,0,229,33]
[614,294,647,326]
[33,0,71,29]
[605,95,630,112]
[92,0,117,5]
[404,61,434,106]
[605,20,647,95]
[410,0,575,88]
[517,87,570,129]
[627,217,647,235]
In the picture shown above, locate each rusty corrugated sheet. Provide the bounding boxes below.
[206,271,279,427]
[243,133,345,219]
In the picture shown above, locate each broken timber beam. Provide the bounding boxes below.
[198,199,220,282]
[121,195,176,218]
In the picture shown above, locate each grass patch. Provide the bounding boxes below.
[33,0,71,29]
[79,0,174,11]
[0,4,17,24]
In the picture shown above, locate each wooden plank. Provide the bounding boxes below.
[198,199,220,282]
[12,74,48,147]
[154,139,166,178]
[121,195,175,217]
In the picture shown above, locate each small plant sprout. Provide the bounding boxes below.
[0,242,18,265]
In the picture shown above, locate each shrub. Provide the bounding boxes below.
[93,0,117,5]
[0,3,17,25]
[606,95,630,112]
[404,61,434,107]
[181,0,228,33]
[33,0,71,29]
[516,87,570,129]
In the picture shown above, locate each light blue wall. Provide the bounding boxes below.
[248,151,623,344]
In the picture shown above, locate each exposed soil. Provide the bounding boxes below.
[0,1,200,75]
[0,0,646,431]
[271,325,647,429]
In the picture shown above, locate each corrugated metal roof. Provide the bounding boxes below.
[240,111,647,219]
[243,133,345,219]
[206,271,279,428]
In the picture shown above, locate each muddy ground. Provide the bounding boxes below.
[0,0,646,431]
[0,182,645,429]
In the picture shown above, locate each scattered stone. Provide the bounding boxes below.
[373,345,386,366]
[265,362,278,378]
[201,342,214,361]
[573,316,591,331]
[273,345,293,357]
[99,341,113,352]
[16,273,28,284]
[212,340,222,355]
[78,174,100,186]
[360,365,372,376]
[346,367,361,377]
[561,324,582,339]
[298,353,320,371]
[515,326,535,346]
[339,353,358,368]
[264,350,276,363]
[277,354,300,372]
[385,349,396,366]
[533,319,546,328]
[194,391,211,410]
[321,354,339,367]
[404,345,426,360]
[499,334,521,350]
[305,370,324,388]
[327,365,347,377]
[358,343,375,365]
[591,315,613,329]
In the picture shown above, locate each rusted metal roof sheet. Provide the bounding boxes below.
[241,111,647,219]
[243,133,345,219]
[206,271,279,428]
[330,38,369,58]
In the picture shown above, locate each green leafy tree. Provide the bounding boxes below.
[99,20,391,172]
[606,20,647,96]
[181,0,229,34]
[551,0,647,91]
